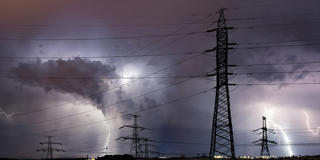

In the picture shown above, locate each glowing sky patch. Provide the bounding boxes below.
[121,65,141,84]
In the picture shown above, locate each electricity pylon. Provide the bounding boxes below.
[142,138,156,159]
[207,8,237,160]
[253,116,277,156]
[36,136,65,159]
[117,114,149,159]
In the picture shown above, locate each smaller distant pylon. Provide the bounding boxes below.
[252,116,277,156]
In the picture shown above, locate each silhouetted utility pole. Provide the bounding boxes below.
[207,8,237,160]
[117,114,149,159]
[253,116,277,156]
[36,136,65,159]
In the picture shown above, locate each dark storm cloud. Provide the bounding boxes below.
[234,52,307,82]
[221,1,320,83]
[9,57,118,106]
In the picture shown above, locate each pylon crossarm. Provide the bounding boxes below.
[252,139,262,144]
[40,142,49,145]
[205,47,218,53]
[207,27,234,33]
[53,149,65,152]
[252,128,262,132]
[116,137,130,141]
[268,140,277,144]
[51,142,62,145]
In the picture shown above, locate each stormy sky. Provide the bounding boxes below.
[0,0,320,158]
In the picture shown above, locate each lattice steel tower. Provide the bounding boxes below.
[117,114,149,159]
[253,116,277,156]
[36,136,65,159]
[207,9,236,160]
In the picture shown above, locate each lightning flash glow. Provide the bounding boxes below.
[263,105,293,156]
[121,65,140,83]
[302,110,320,136]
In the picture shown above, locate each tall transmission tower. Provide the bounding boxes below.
[117,114,149,159]
[253,116,277,156]
[142,139,156,159]
[36,136,65,159]
[207,8,237,160]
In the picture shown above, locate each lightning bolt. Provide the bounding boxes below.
[103,116,111,154]
[268,120,293,156]
[264,106,293,156]
[0,107,15,118]
[106,123,111,147]
[302,110,320,136]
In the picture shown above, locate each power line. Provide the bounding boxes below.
[237,43,320,49]
[236,21,320,30]
[0,74,203,80]
[234,70,320,75]
[1,12,214,22]
[239,38,320,45]
[227,0,317,11]
[0,31,205,41]
[0,21,213,29]
[151,140,209,146]
[133,139,320,147]
[235,61,320,67]
[236,82,320,86]
[228,11,320,22]
[0,51,204,60]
